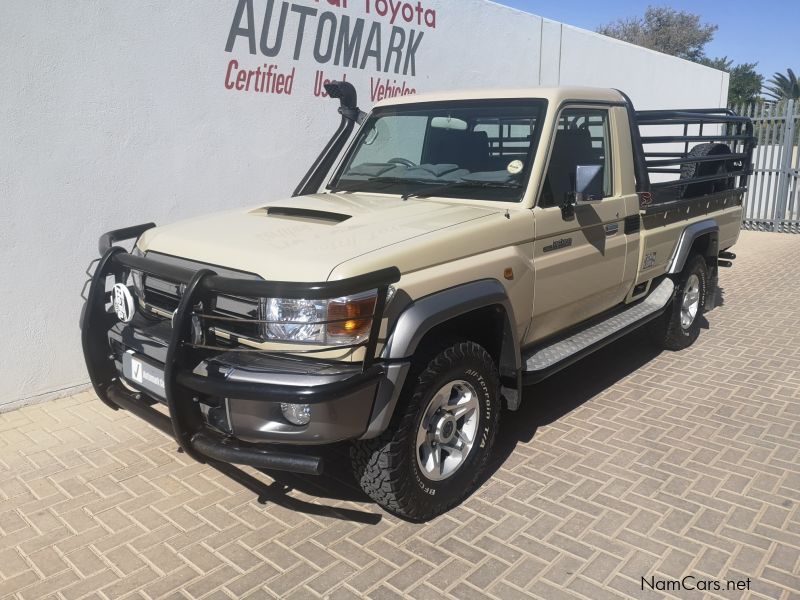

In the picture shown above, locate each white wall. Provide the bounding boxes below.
[554,22,729,108]
[0,0,728,408]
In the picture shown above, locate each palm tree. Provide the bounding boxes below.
[763,68,800,101]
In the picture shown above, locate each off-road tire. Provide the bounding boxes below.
[650,254,708,350]
[680,143,733,198]
[351,341,501,521]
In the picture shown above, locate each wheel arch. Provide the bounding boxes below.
[383,279,521,376]
[667,219,719,275]
[361,280,521,438]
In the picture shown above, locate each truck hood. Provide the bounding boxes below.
[138,193,498,281]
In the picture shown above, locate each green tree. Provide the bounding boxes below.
[700,57,764,106]
[763,69,800,101]
[596,6,717,62]
[700,56,733,72]
[728,63,764,106]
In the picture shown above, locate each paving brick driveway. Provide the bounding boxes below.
[1,231,799,600]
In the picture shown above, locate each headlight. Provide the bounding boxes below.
[263,291,377,345]
[264,298,327,342]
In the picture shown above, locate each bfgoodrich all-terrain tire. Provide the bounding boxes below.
[650,254,708,351]
[351,341,501,521]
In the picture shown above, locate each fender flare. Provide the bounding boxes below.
[360,279,522,439]
[667,219,719,274]
[383,279,521,374]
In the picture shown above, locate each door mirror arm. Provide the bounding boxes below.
[560,193,576,220]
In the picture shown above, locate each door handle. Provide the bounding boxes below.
[604,223,619,236]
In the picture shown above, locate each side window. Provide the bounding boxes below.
[539,108,613,208]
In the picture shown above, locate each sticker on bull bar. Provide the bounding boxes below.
[123,350,166,400]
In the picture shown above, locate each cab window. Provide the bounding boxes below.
[539,108,613,207]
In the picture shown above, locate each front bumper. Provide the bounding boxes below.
[108,316,385,445]
[82,224,400,475]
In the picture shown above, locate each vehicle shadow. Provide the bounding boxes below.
[696,283,725,331]
[208,449,383,525]
[712,284,726,309]
[480,328,663,485]
[237,328,667,524]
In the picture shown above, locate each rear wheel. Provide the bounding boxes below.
[351,341,500,521]
[650,254,708,350]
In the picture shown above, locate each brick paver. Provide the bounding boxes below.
[1,230,799,599]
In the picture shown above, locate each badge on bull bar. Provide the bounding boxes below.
[112,283,135,323]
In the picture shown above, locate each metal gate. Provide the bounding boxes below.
[730,100,799,233]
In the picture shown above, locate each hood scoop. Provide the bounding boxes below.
[257,206,351,224]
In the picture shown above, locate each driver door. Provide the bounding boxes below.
[528,106,629,343]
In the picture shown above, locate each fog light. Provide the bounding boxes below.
[280,402,311,426]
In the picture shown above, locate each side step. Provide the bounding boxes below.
[522,278,675,384]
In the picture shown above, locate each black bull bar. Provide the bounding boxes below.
[81,223,400,475]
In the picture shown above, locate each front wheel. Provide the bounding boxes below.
[650,254,708,350]
[351,341,500,521]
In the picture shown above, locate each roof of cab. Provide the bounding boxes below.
[373,86,626,108]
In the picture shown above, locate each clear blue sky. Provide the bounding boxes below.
[492,0,799,81]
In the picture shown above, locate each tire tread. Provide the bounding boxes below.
[652,254,708,351]
[351,341,499,521]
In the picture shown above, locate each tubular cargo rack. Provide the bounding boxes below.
[633,108,756,203]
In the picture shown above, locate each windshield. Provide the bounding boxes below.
[329,99,547,202]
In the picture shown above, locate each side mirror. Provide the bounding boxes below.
[574,164,604,203]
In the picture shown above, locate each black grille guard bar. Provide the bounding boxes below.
[83,223,400,471]
[99,222,156,254]
[115,251,400,300]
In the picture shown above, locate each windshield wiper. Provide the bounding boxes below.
[329,176,520,200]
[401,179,521,200]
[328,176,441,194]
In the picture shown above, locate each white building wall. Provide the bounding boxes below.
[0,0,728,408]
[556,23,729,108]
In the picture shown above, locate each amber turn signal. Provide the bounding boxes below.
[327,295,377,340]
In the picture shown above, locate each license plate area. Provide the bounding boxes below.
[122,350,166,402]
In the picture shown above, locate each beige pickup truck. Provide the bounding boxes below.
[82,83,754,521]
